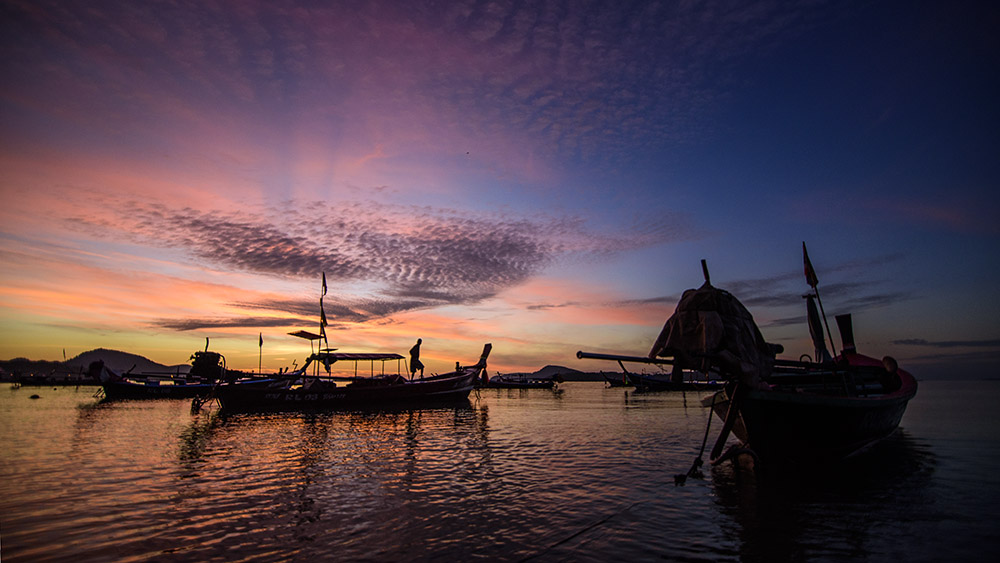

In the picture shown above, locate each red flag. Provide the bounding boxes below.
[803,242,818,288]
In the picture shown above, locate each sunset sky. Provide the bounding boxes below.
[2,1,997,378]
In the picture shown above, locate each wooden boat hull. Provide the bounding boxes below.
[90,351,230,401]
[215,370,479,412]
[741,388,913,462]
[102,380,215,400]
[708,368,918,463]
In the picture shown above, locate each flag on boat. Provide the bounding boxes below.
[259,332,263,348]
[320,272,330,346]
[803,242,819,288]
[320,302,329,346]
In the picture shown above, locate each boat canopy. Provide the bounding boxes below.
[314,352,404,362]
[296,350,406,377]
[288,330,323,340]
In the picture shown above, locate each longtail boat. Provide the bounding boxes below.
[583,355,721,391]
[212,343,491,412]
[478,372,561,389]
[89,349,237,400]
[579,246,917,467]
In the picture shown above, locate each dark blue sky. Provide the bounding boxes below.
[1,0,997,376]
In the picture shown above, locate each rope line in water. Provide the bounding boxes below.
[525,397,724,558]
[518,501,643,562]
[675,391,718,485]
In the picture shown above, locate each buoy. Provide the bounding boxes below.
[30,394,40,399]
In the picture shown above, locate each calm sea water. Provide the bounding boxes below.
[2,380,998,562]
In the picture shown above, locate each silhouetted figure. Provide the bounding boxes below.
[410,338,424,378]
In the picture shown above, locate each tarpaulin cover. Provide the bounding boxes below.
[649,283,775,385]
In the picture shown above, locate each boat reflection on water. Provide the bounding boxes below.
[167,400,498,556]
[176,409,227,472]
[711,429,937,562]
[177,398,488,471]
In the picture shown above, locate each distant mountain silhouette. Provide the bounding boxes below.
[529,365,608,381]
[0,348,180,381]
[65,348,190,374]
[533,365,580,378]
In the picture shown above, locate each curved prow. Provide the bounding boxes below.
[476,343,493,368]
[87,360,121,383]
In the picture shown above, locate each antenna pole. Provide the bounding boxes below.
[814,286,839,357]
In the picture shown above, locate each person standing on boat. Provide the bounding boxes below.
[410,338,424,378]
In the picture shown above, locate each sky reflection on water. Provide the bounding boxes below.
[2,381,998,562]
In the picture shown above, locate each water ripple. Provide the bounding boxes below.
[3,382,995,561]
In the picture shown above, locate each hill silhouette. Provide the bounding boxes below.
[530,365,609,381]
[533,365,579,378]
[0,349,190,377]
[66,348,190,374]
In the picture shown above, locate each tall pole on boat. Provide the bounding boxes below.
[803,242,838,356]
[320,272,329,350]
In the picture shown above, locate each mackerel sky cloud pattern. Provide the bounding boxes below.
[70,198,688,324]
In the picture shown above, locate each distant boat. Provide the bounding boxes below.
[479,372,560,389]
[625,371,723,392]
[601,371,630,387]
[10,371,95,387]
[579,249,918,467]
[587,362,722,392]
[89,349,237,400]
[212,343,492,412]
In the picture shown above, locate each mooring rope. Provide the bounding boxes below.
[518,500,644,562]
[673,391,718,485]
[525,392,726,558]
